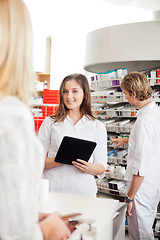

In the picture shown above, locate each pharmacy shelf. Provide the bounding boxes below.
[105,172,126,181]
[91,77,160,88]
[108,156,127,165]
[107,142,127,149]
[92,108,138,118]
[91,90,123,97]
[96,184,127,197]
[106,120,135,134]
[32,103,59,107]
[149,78,160,86]
[92,92,160,103]
[97,186,126,197]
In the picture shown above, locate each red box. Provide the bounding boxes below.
[33,90,60,134]
[43,89,59,104]
[156,69,160,84]
[34,117,45,134]
[42,106,58,118]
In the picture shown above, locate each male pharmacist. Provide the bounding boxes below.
[111,72,160,240]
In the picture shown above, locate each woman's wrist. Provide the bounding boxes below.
[89,164,104,176]
[88,164,96,175]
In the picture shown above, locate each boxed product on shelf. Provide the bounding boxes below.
[117,149,128,158]
[117,154,128,165]
[96,178,110,194]
[105,119,118,132]
[117,106,138,117]
[117,121,132,133]
[105,164,126,180]
[115,120,131,133]
[108,157,117,165]
[150,69,157,80]
[109,180,126,196]
[109,180,126,191]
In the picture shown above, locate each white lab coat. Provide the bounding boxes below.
[0,96,44,240]
[125,102,160,240]
[38,115,107,197]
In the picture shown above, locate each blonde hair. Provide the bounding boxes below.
[0,0,36,105]
[121,72,152,101]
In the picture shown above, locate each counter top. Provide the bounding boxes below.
[39,192,124,239]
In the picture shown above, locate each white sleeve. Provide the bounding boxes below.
[132,118,154,177]
[93,121,108,179]
[0,121,43,240]
[38,117,52,157]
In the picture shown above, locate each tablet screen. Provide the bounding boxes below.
[54,136,97,165]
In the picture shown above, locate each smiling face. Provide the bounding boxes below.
[63,79,84,112]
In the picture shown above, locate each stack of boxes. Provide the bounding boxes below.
[34,89,59,134]
[42,89,59,117]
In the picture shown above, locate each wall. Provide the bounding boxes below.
[24,0,152,89]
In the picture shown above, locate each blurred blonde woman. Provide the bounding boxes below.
[0,0,75,239]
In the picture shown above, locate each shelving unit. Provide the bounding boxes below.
[36,72,50,89]
[91,74,130,199]
[31,88,59,134]
[92,73,160,199]
[31,72,51,123]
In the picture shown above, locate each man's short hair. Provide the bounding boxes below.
[121,72,152,101]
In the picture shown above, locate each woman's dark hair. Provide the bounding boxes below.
[50,73,95,122]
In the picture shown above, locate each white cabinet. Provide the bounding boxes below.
[84,21,160,73]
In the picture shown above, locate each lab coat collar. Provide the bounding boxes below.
[136,101,155,117]
[66,114,88,124]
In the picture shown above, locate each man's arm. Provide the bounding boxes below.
[125,173,144,216]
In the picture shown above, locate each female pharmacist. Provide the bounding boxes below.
[38,73,107,197]
[0,0,77,239]
[111,72,160,240]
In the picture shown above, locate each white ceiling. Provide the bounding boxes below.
[101,0,160,11]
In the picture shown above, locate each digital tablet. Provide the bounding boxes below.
[54,136,97,165]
